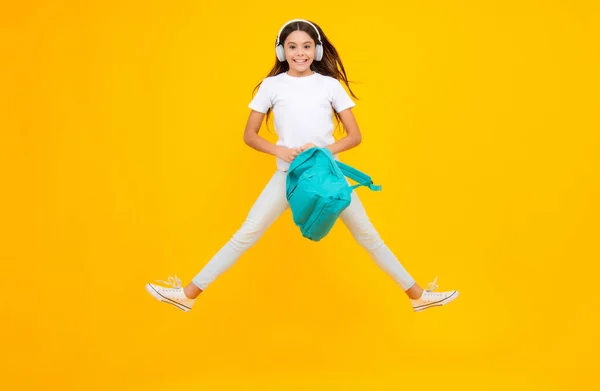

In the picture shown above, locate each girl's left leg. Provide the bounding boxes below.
[340,190,459,311]
[339,190,419,296]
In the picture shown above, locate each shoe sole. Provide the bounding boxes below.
[145,284,192,312]
[413,290,459,312]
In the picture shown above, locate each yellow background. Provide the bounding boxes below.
[1,1,599,390]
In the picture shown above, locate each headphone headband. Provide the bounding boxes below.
[276,19,322,46]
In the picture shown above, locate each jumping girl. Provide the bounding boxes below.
[145,19,459,313]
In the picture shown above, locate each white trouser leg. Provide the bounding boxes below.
[192,170,288,290]
[340,190,416,291]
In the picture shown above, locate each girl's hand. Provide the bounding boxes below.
[275,146,302,163]
[299,143,316,152]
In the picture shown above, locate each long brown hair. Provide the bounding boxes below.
[252,20,358,134]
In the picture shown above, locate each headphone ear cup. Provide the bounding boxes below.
[276,45,286,62]
[315,44,323,61]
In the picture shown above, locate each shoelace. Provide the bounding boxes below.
[156,274,182,289]
[423,276,444,297]
[425,276,439,291]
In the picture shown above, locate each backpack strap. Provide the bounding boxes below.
[336,161,382,191]
[292,147,382,191]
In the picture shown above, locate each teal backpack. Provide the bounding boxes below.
[286,147,382,241]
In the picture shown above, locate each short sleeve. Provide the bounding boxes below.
[331,79,356,113]
[248,79,272,113]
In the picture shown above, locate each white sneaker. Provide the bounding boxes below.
[410,277,459,312]
[145,275,196,312]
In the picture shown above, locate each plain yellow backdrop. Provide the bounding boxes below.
[1,1,599,390]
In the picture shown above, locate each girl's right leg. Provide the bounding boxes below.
[146,170,289,311]
[189,170,289,294]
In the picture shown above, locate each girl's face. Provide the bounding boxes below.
[283,30,316,77]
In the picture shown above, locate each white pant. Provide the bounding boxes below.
[192,170,416,291]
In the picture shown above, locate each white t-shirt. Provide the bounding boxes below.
[248,71,356,171]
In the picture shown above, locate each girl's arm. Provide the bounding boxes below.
[325,108,362,154]
[243,110,301,163]
[243,110,277,156]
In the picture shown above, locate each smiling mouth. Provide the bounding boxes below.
[293,59,308,63]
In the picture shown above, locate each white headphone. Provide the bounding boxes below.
[275,19,324,62]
